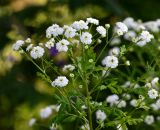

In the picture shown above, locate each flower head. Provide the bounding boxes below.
[71,20,88,30]
[64,27,76,38]
[56,39,70,52]
[130,99,138,107]
[62,64,75,72]
[12,40,24,51]
[139,31,154,42]
[96,110,107,121]
[26,44,33,51]
[46,24,64,37]
[51,76,69,87]
[151,77,159,87]
[30,46,45,59]
[86,18,99,25]
[124,30,136,40]
[109,47,120,56]
[123,17,137,29]
[148,89,158,99]
[40,106,52,119]
[106,94,119,106]
[80,32,92,44]
[102,56,118,68]
[117,100,127,108]
[28,118,36,127]
[96,26,106,37]
[116,22,128,34]
[144,115,154,125]
[45,38,55,49]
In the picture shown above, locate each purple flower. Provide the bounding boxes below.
[49,47,58,56]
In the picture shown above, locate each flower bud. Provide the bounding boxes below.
[25,38,31,43]
[105,24,110,29]
[89,59,94,63]
[69,73,74,78]
[116,29,123,36]
[85,45,89,49]
[125,60,130,66]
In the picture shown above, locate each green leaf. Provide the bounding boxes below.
[36,72,51,83]
[62,115,77,122]
[120,45,127,57]
[126,117,143,125]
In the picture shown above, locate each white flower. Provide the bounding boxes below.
[125,60,130,66]
[25,38,31,43]
[28,118,36,127]
[26,44,33,51]
[71,20,88,30]
[105,24,110,29]
[80,32,92,44]
[56,39,70,52]
[117,100,127,108]
[46,24,64,37]
[137,31,154,47]
[30,46,45,59]
[102,56,118,68]
[145,83,152,88]
[45,41,54,49]
[64,27,76,38]
[123,17,137,29]
[106,94,119,106]
[151,77,159,87]
[62,64,75,71]
[40,106,52,119]
[12,40,24,51]
[136,24,146,31]
[108,47,120,56]
[139,31,154,43]
[124,31,136,40]
[51,76,69,87]
[144,115,154,125]
[86,18,99,25]
[81,123,90,130]
[122,81,131,88]
[96,26,106,37]
[130,99,138,107]
[116,22,128,33]
[110,38,121,45]
[156,99,160,108]
[150,103,159,111]
[116,29,123,36]
[144,21,159,32]
[96,110,107,121]
[136,40,147,47]
[148,89,158,99]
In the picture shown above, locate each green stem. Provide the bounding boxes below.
[84,78,93,130]
[23,51,52,83]
[95,34,115,63]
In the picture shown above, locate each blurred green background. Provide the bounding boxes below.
[1,0,160,130]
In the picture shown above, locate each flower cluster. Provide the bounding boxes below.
[12,17,160,130]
